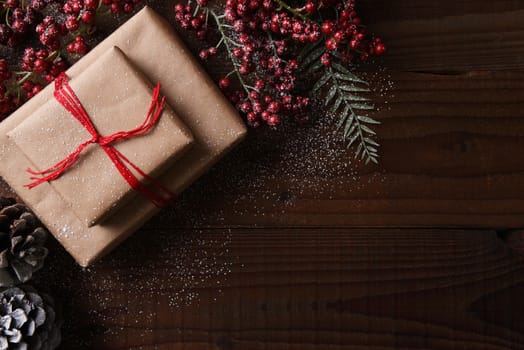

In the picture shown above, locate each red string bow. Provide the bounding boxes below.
[25,72,175,207]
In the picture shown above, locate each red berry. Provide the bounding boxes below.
[232,48,243,58]
[260,111,270,121]
[340,9,351,21]
[252,102,263,113]
[76,42,88,54]
[81,11,95,24]
[11,20,27,34]
[84,0,99,10]
[32,85,43,95]
[33,58,48,73]
[334,31,344,41]
[218,77,230,90]
[305,1,316,13]
[199,49,209,60]
[123,3,134,13]
[239,101,251,112]
[374,43,386,55]
[254,79,264,90]
[267,101,280,113]
[65,16,79,31]
[110,2,120,13]
[321,21,333,35]
[320,52,331,67]
[22,81,33,91]
[325,37,337,51]
[5,0,19,8]
[191,18,201,29]
[267,114,280,126]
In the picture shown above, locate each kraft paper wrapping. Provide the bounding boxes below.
[8,47,194,227]
[0,7,247,266]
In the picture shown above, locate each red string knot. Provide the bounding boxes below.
[24,72,176,208]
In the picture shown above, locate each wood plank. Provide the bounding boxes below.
[142,70,524,229]
[34,228,524,349]
[359,0,524,71]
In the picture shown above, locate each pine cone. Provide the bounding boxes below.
[0,286,61,350]
[0,198,48,287]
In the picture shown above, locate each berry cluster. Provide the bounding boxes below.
[22,48,67,82]
[319,0,385,66]
[0,60,20,116]
[174,0,385,128]
[0,48,67,119]
[0,0,144,120]
[35,16,67,50]
[0,2,43,47]
[102,0,141,14]
[174,3,210,40]
[269,12,321,43]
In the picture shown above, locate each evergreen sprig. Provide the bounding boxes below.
[299,43,380,164]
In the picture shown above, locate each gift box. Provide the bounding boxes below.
[8,47,194,227]
[0,7,247,266]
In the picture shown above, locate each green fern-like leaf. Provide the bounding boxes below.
[298,41,325,73]
[312,67,380,164]
[298,43,380,164]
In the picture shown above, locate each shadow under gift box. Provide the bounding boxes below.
[0,7,247,267]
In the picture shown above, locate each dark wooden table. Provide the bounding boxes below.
[3,0,524,349]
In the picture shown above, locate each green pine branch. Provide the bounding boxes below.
[300,43,380,164]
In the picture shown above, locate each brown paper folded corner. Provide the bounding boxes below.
[0,7,247,267]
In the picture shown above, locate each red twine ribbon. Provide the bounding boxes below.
[25,73,175,207]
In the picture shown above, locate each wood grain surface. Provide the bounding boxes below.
[34,228,524,349]
[159,70,524,229]
[2,0,524,349]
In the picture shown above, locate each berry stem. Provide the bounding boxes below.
[210,9,251,96]
[273,0,309,22]
[192,4,200,17]
[17,71,33,85]
[46,50,60,62]
[5,8,11,28]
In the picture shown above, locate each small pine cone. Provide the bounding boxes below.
[0,286,61,350]
[0,198,48,287]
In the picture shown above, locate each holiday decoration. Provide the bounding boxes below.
[175,0,384,163]
[10,48,194,227]
[2,0,384,163]
[0,0,146,121]
[0,286,61,350]
[0,7,246,267]
[0,197,48,287]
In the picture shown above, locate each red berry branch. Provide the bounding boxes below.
[174,0,385,163]
[0,0,142,120]
[1,0,385,163]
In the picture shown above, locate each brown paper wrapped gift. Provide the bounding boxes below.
[8,46,194,227]
[0,7,247,266]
